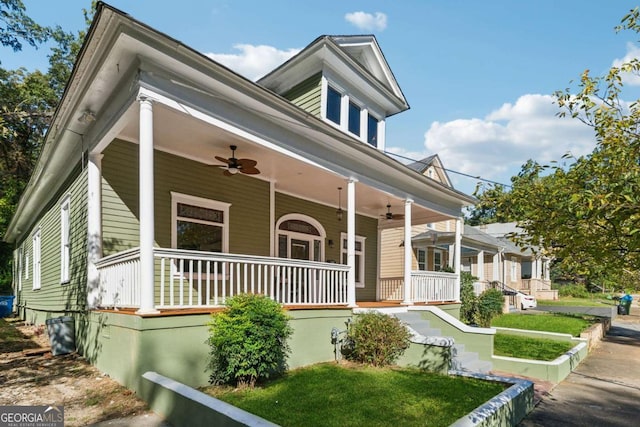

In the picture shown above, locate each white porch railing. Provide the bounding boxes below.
[95,247,350,309]
[379,271,458,303]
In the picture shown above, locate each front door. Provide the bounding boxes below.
[290,239,310,260]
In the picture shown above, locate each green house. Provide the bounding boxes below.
[4,3,480,391]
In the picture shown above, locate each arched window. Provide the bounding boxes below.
[276,214,326,262]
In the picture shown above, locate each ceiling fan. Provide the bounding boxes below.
[382,204,405,221]
[214,145,260,176]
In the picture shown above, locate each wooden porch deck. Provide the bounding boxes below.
[94,300,455,318]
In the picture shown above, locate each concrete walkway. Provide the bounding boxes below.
[520,308,640,426]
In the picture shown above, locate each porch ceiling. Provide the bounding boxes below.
[116,102,452,224]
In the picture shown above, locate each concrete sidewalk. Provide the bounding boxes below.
[520,308,640,426]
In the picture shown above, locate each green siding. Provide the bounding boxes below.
[275,192,378,301]
[16,166,88,314]
[282,73,322,117]
[101,139,271,256]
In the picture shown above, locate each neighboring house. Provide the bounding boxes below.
[472,222,555,300]
[4,4,477,391]
[380,157,555,301]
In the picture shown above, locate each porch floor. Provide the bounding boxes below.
[94,300,456,318]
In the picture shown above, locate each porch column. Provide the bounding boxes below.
[454,217,462,302]
[543,259,550,281]
[346,179,357,307]
[86,153,103,309]
[534,256,542,280]
[137,96,159,314]
[492,253,500,281]
[476,250,484,282]
[401,198,413,305]
[448,244,454,268]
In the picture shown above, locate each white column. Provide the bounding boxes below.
[137,96,159,314]
[448,244,454,268]
[543,259,550,281]
[477,250,485,282]
[346,179,357,307]
[269,181,276,257]
[534,257,542,280]
[86,153,103,309]
[492,253,500,281]
[401,199,413,305]
[454,217,462,302]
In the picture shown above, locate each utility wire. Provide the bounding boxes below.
[384,151,512,189]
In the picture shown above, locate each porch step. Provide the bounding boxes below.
[452,344,492,374]
[394,312,443,337]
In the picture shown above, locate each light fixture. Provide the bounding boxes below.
[336,187,343,221]
[78,110,96,124]
[227,166,239,175]
[328,239,334,248]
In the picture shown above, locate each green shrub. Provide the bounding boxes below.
[558,284,590,298]
[208,294,292,388]
[477,288,504,327]
[345,311,411,367]
[460,272,479,325]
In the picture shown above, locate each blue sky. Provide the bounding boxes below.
[3,1,638,194]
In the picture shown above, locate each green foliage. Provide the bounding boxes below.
[492,312,594,337]
[471,9,640,287]
[0,0,49,54]
[558,284,590,298]
[459,272,480,325]
[476,288,505,327]
[208,294,292,388]
[494,333,576,361]
[345,311,412,367]
[205,363,505,427]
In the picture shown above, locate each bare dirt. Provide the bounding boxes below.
[0,317,155,427]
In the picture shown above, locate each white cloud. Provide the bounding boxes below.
[417,94,595,192]
[612,42,640,86]
[345,11,387,32]
[206,44,301,81]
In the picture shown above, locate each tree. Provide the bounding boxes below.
[0,2,93,293]
[0,0,49,54]
[472,8,640,288]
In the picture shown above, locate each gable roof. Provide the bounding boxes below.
[407,154,453,188]
[258,34,409,117]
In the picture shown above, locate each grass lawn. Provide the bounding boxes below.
[491,313,595,337]
[203,363,506,427]
[494,333,575,361]
[537,296,615,307]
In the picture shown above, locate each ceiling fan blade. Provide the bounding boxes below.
[393,214,405,220]
[215,156,231,164]
[240,166,260,175]
[237,158,257,168]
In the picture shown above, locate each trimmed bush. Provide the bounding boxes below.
[477,288,504,327]
[460,272,480,325]
[208,294,292,388]
[345,311,411,367]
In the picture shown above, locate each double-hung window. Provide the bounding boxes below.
[417,249,426,271]
[341,233,365,288]
[32,229,41,290]
[348,102,361,136]
[367,114,378,147]
[60,196,71,283]
[433,249,443,271]
[171,193,230,253]
[326,86,342,125]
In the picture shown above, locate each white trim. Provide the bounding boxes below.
[341,232,366,288]
[17,247,23,291]
[32,229,41,291]
[170,192,231,252]
[275,213,326,262]
[402,198,413,305]
[60,195,71,284]
[269,181,275,257]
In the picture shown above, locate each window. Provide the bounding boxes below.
[32,230,41,290]
[276,215,325,262]
[348,102,361,136]
[60,196,71,283]
[326,86,341,125]
[417,249,426,271]
[171,193,230,253]
[367,114,378,147]
[341,233,365,288]
[433,249,443,271]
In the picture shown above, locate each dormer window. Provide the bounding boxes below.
[367,114,378,147]
[348,102,361,136]
[323,81,383,149]
[326,86,341,125]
